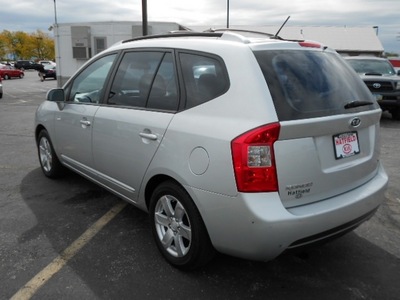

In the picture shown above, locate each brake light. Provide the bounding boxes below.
[299,41,322,48]
[231,123,280,192]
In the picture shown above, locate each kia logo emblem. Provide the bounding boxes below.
[373,83,381,89]
[350,117,361,127]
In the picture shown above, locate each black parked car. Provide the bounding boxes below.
[14,60,42,70]
[42,64,56,80]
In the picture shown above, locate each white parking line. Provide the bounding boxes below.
[10,201,127,300]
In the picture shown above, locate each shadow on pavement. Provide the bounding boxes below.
[17,167,400,300]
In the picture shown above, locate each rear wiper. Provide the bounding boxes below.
[344,100,374,109]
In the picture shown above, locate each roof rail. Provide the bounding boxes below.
[204,28,275,38]
[122,32,223,43]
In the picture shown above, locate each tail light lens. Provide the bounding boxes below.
[231,123,280,192]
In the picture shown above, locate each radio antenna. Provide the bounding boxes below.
[274,16,290,38]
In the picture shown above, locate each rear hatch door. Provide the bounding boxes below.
[253,47,382,208]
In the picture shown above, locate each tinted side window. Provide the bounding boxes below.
[147,53,178,111]
[67,54,117,103]
[254,50,379,121]
[108,51,178,111]
[179,52,229,109]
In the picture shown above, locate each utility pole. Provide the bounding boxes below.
[142,0,148,36]
[227,0,230,28]
[53,0,62,87]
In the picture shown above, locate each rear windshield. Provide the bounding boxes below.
[254,50,379,121]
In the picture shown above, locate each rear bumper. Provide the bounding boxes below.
[190,163,388,261]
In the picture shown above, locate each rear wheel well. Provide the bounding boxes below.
[145,175,182,210]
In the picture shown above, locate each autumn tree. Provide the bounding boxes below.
[0,30,55,61]
[0,34,6,59]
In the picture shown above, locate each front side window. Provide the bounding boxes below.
[179,52,229,109]
[108,51,178,110]
[67,54,117,103]
[254,50,379,121]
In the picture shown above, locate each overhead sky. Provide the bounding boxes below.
[0,0,399,53]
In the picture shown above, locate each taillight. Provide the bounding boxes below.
[231,123,280,193]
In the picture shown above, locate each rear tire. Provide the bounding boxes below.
[149,181,215,270]
[4,74,10,80]
[37,130,65,178]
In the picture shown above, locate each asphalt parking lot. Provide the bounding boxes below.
[1,71,399,300]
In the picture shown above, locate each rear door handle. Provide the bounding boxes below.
[139,132,157,140]
[80,120,91,126]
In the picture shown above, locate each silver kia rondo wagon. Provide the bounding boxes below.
[35,31,388,269]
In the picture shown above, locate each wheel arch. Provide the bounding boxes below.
[144,174,181,210]
[35,125,47,145]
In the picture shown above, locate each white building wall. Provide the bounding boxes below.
[55,21,182,86]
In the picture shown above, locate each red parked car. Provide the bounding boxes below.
[0,76,3,98]
[0,65,24,80]
[389,58,400,73]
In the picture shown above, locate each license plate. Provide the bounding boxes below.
[333,132,360,159]
[373,94,383,101]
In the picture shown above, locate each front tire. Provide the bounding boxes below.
[4,74,10,80]
[37,130,65,178]
[391,109,400,120]
[149,181,215,270]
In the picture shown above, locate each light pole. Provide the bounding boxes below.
[53,0,62,87]
[373,26,379,36]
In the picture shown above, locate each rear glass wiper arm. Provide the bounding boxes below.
[344,100,374,109]
[365,72,382,76]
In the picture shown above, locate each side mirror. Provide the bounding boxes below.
[46,88,64,102]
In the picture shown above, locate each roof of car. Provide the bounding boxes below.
[106,30,330,55]
[120,30,316,46]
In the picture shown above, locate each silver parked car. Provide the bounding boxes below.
[35,31,388,269]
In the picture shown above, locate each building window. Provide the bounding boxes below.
[94,37,107,55]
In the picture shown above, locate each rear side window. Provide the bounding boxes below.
[179,52,229,109]
[108,51,178,111]
[254,50,379,121]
